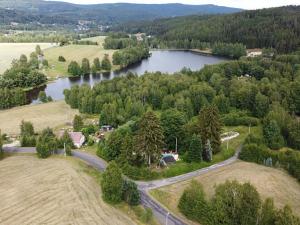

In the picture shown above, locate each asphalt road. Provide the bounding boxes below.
[2,146,241,225]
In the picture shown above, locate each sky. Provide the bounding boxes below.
[52,0,300,9]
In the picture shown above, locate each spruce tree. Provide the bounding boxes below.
[187,134,202,163]
[134,111,164,166]
[199,105,222,154]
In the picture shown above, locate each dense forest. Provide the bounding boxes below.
[64,50,300,180]
[115,6,300,53]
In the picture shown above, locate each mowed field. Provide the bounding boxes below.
[150,161,300,224]
[0,101,78,135]
[0,156,136,225]
[43,36,117,78]
[0,43,54,74]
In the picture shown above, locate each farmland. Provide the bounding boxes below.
[150,161,300,224]
[0,43,54,74]
[0,101,78,135]
[0,156,136,225]
[43,36,117,78]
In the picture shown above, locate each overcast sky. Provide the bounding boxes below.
[52,0,300,9]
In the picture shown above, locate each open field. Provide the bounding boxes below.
[0,101,78,135]
[0,43,54,74]
[0,155,136,225]
[83,35,107,45]
[43,36,117,78]
[150,161,300,224]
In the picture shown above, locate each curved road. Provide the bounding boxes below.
[3,145,241,225]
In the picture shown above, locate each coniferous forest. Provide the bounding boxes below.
[115,6,300,53]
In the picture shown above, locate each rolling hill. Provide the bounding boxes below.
[0,0,243,25]
[114,5,300,53]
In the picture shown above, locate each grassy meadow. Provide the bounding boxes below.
[150,161,300,224]
[0,43,54,74]
[0,101,78,135]
[43,36,117,78]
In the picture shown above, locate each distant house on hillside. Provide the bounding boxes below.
[59,131,86,148]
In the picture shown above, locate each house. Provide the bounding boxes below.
[247,49,262,57]
[59,131,86,148]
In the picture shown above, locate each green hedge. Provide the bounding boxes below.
[222,112,259,126]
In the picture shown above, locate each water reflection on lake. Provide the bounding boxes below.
[28,50,226,103]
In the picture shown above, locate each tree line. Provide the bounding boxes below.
[113,46,150,68]
[67,55,112,76]
[179,180,299,225]
[103,33,139,49]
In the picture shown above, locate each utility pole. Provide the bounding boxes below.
[165,212,170,225]
[175,137,178,154]
[64,142,66,157]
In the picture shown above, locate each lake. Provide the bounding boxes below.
[28,50,226,103]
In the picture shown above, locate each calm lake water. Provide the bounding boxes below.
[28,50,226,103]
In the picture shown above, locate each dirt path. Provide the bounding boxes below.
[0,156,136,225]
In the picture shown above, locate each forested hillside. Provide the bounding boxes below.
[116,6,300,53]
[0,0,242,26]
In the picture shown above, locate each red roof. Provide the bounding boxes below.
[59,131,84,145]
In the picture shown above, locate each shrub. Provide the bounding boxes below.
[36,128,58,158]
[20,135,36,147]
[222,111,259,126]
[58,56,66,62]
[121,163,160,181]
[140,208,153,223]
[101,161,123,204]
[122,180,140,206]
[178,180,209,223]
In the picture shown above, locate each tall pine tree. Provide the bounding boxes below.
[198,105,222,154]
[134,111,164,166]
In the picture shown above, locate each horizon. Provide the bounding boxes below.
[50,0,300,10]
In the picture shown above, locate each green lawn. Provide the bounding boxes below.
[42,36,117,78]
